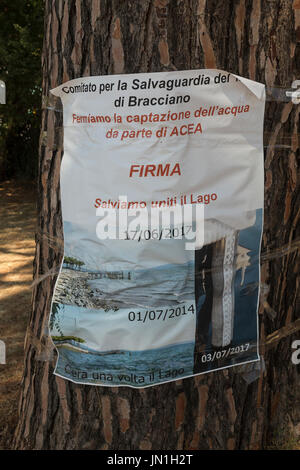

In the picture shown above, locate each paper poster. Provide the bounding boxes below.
[49,69,265,388]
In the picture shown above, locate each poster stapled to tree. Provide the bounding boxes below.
[49,69,265,388]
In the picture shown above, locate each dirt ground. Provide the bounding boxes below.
[0,180,36,449]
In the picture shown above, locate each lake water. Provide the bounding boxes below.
[87,262,195,309]
[54,340,195,387]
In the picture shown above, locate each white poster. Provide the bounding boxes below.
[50,69,265,388]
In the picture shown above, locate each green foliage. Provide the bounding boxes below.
[0,0,44,180]
[52,336,86,344]
[64,256,85,268]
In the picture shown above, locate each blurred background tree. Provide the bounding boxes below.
[0,0,43,181]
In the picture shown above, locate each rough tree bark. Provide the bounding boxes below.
[13,0,299,450]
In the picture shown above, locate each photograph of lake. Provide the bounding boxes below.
[54,341,195,387]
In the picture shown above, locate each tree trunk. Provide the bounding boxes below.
[13,0,299,450]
